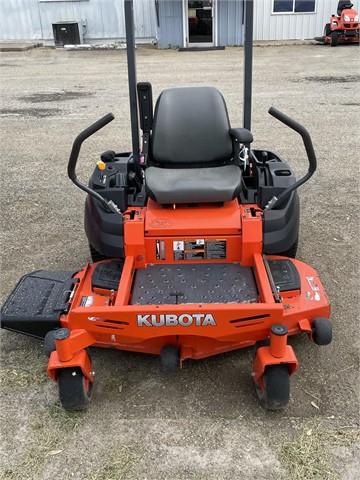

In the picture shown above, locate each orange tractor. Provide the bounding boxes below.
[318,1,359,46]
[1,1,332,411]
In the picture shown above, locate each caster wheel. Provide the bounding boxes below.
[160,345,180,374]
[255,338,270,349]
[330,31,339,46]
[43,330,57,358]
[255,364,290,411]
[58,367,93,411]
[324,23,331,37]
[312,317,332,346]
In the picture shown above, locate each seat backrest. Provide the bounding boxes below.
[337,1,353,15]
[151,86,233,166]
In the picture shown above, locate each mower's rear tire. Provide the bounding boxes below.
[160,345,180,374]
[324,23,331,37]
[312,317,332,346]
[277,237,298,258]
[256,364,290,411]
[89,244,111,263]
[331,31,339,46]
[58,367,93,411]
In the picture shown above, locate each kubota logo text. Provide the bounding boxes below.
[137,313,217,327]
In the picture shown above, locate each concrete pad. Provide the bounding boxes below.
[0,42,43,52]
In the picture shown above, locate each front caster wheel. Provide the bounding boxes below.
[160,345,180,374]
[255,364,290,411]
[312,317,332,346]
[58,367,93,411]
[330,31,339,46]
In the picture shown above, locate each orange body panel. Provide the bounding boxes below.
[145,199,241,236]
[47,200,330,381]
[47,348,93,382]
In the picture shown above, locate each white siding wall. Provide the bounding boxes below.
[254,0,360,40]
[0,0,156,42]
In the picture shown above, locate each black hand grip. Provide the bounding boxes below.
[67,113,117,213]
[268,107,317,174]
[68,113,115,181]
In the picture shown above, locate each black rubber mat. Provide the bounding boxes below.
[131,263,258,305]
[1,271,76,338]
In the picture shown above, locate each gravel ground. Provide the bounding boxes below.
[0,44,359,479]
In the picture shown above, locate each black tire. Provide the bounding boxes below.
[331,31,339,47]
[277,237,298,258]
[58,367,93,411]
[43,330,57,358]
[256,364,290,411]
[324,23,331,37]
[160,345,180,374]
[312,317,332,346]
[255,338,270,349]
[89,243,110,263]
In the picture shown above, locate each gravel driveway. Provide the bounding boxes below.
[0,44,359,479]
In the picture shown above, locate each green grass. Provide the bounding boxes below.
[0,403,85,479]
[0,365,47,391]
[88,446,141,480]
[278,422,360,479]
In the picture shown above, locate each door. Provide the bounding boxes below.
[187,1,214,46]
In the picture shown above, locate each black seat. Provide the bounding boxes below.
[337,1,353,15]
[145,86,253,204]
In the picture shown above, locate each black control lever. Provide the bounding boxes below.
[68,113,121,214]
[265,107,317,210]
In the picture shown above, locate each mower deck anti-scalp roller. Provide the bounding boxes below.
[0,0,332,411]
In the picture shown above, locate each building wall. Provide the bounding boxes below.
[217,0,244,46]
[2,1,358,44]
[156,0,245,48]
[0,0,157,43]
[156,0,183,48]
[254,0,359,41]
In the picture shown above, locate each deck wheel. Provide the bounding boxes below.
[160,345,180,374]
[330,31,339,46]
[312,317,332,346]
[255,364,290,411]
[58,367,93,411]
[324,23,331,37]
[43,330,57,358]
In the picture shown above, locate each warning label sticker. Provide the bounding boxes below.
[206,240,226,260]
[80,296,94,307]
[173,239,226,260]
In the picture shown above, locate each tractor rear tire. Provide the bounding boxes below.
[89,244,111,263]
[331,31,339,46]
[277,237,298,258]
[312,317,332,346]
[256,364,290,411]
[58,367,93,411]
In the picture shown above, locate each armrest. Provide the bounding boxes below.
[229,128,253,144]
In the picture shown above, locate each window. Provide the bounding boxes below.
[273,0,316,13]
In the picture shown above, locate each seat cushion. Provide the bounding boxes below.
[145,165,242,204]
